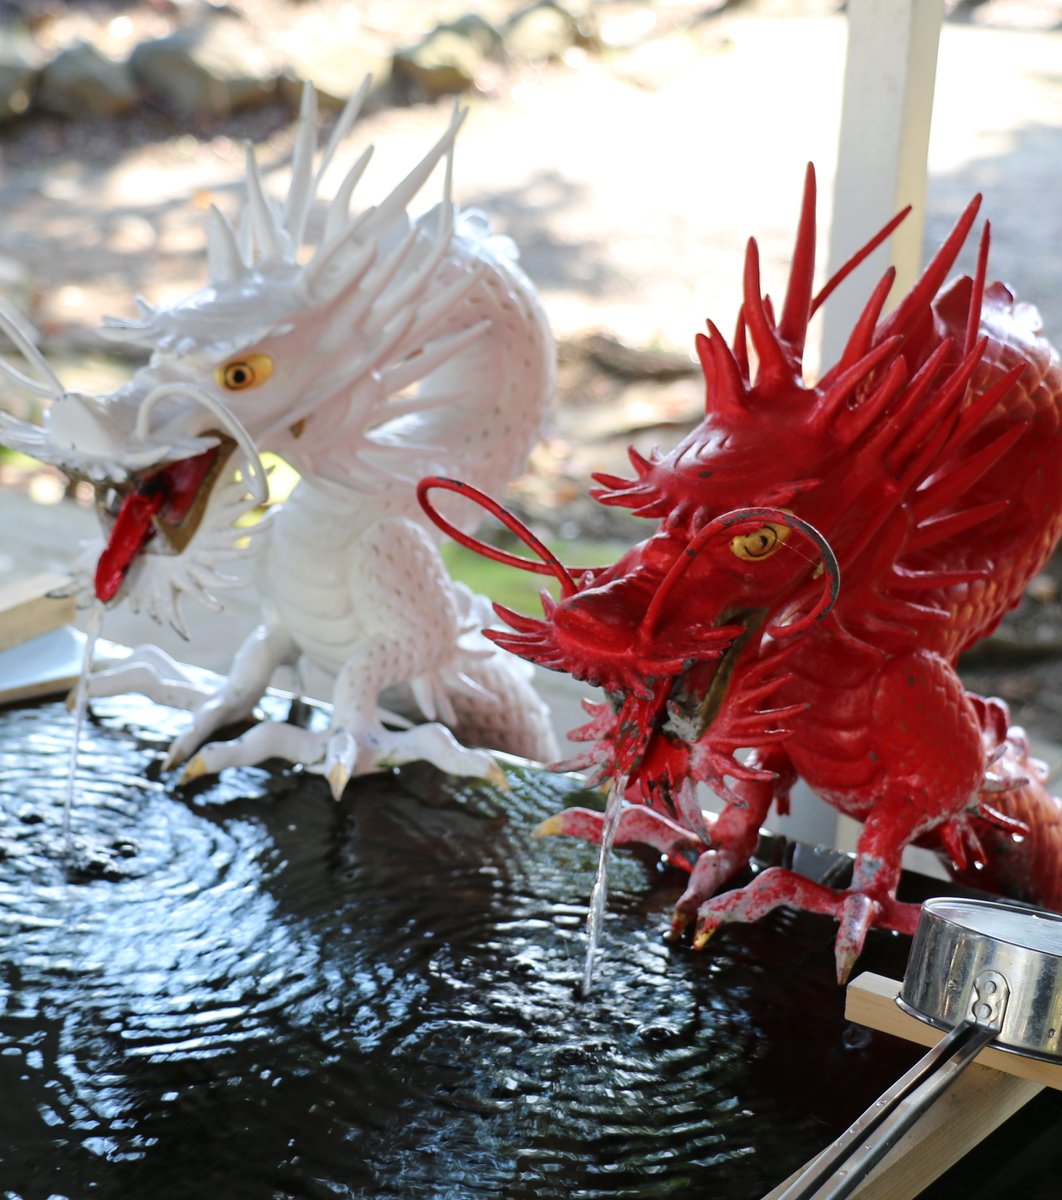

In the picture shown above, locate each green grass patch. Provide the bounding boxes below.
[441,535,629,615]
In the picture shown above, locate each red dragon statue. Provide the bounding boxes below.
[419,165,1062,981]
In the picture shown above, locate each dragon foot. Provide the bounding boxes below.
[682,866,920,984]
[533,802,708,870]
[178,718,506,798]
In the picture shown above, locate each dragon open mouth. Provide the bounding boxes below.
[94,436,236,603]
[662,607,767,743]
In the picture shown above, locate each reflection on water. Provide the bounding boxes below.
[0,697,920,1199]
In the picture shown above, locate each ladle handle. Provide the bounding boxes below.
[775,1017,997,1200]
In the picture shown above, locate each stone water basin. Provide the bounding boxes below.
[0,695,1057,1199]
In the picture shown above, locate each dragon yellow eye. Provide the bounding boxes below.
[730,521,791,561]
[216,353,273,391]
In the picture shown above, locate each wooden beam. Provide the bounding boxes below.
[0,572,75,652]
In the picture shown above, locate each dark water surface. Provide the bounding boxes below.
[0,697,1051,1199]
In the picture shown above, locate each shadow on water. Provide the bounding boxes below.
[0,696,1056,1199]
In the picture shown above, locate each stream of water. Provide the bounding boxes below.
[61,602,104,841]
[581,771,628,994]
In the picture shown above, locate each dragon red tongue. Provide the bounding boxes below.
[94,448,220,603]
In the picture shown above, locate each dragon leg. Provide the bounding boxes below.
[81,643,219,712]
[324,638,506,797]
[693,651,986,980]
[670,745,796,936]
[165,620,299,770]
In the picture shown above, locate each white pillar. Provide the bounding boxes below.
[820,0,945,370]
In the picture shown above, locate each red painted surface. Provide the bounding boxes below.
[420,166,1062,977]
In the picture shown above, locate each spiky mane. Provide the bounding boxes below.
[590,166,994,518]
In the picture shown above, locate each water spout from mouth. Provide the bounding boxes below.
[63,602,105,844]
[581,771,628,996]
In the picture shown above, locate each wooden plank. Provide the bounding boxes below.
[763,969,1056,1198]
[847,972,1062,1091]
[820,0,944,368]
[0,572,75,652]
[762,1065,1040,1200]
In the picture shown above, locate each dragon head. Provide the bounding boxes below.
[420,165,1026,809]
[0,82,490,629]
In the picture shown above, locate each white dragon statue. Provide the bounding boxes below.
[0,81,558,795]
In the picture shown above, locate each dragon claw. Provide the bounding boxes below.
[180,754,208,784]
[834,893,881,985]
[666,908,693,942]
[691,914,720,950]
[483,760,510,791]
[531,813,566,840]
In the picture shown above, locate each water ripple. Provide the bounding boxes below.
[0,697,919,1199]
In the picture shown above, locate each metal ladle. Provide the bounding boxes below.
[774,897,1062,1200]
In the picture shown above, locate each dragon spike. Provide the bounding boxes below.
[281,83,320,248]
[303,214,382,301]
[357,102,467,243]
[849,338,950,457]
[913,421,1027,522]
[322,145,375,245]
[205,204,247,284]
[964,220,991,358]
[380,320,491,397]
[820,334,904,428]
[829,266,897,382]
[363,210,460,340]
[732,307,750,380]
[777,163,817,356]
[313,74,373,196]
[243,141,289,263]
[907,499,1010,553]
[742,238,797,394]
[810,205,912,319]
[879,193,982,342]
[386,261,487,353]
[885,336,987,476]
[696,321,748,416]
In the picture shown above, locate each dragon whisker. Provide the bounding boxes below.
[0,297,64,397]
[134,382,269,506]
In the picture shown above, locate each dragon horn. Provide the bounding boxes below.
[205,204,246,284]
[777,163,817,357]
[281,83,320,248]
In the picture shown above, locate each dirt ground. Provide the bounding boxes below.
[2,0,1062,743]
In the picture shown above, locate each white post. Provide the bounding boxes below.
[810,0,944,856]
[820,0,945,370]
